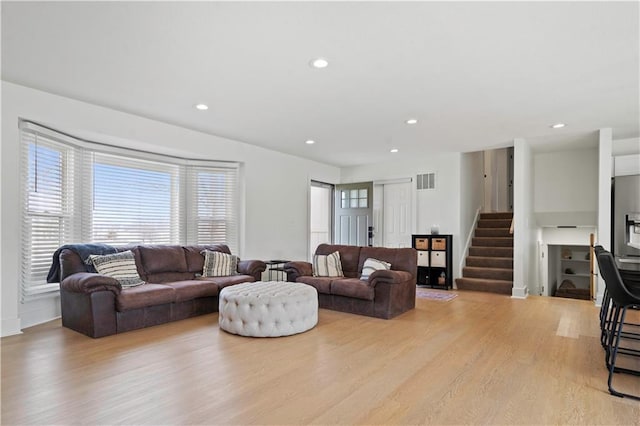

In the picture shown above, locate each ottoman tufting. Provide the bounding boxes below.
[218,281,318,337]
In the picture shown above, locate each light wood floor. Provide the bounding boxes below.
[2,291,639,425]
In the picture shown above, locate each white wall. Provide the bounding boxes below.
[614,154,640,176]
[340,152,464,279]
[540,227,597,246]
[596,129,613,305]
[612,137,640,156]
[513,138,535,298]
[1,82,340,336]
[533,148,598,226]
[459,151,484,275]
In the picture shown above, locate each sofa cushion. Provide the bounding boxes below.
[116,283,176,311]
[359,246,417,275]
[330,278,375,301]
[184,245,231,273]
[87,250,144,288]
[146,272,197,284]
[138,245,188,275]
[360,258,391,281]
[205,274,255,290]
[313,251,344,277]
[164,280,219,303]
[202,250,238,277]
[296,276,333,294]
[315,244,361,278]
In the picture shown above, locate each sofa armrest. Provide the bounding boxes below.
[284,261,313,282]
[238,260,267,281]
[61,272,122,295]
[369,270,413,287]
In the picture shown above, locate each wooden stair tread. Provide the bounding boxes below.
[456,277,513,284]
[463,266,513,273]
[455,277,513,295]
[479,212,513,219]
[471,237,514,247]
[469,247,514,257]
[466,256,513,261]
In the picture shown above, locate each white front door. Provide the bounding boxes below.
[382,181,412,248]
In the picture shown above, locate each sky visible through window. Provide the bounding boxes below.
[93,162,173,244]
[28,143,63,214]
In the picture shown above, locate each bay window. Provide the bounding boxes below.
[20,120,240,300]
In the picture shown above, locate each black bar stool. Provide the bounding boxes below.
[595,248,640,400]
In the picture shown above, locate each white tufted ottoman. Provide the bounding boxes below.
[218,281,318,337]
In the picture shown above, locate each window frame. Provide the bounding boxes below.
[20,130,76,298]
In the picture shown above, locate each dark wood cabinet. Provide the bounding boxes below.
[412,234,453,289]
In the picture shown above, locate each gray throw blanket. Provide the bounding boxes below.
[46,243,117,283]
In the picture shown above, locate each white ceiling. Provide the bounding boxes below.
[2,1,638,167]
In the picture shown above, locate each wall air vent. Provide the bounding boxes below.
[417,173,436,190]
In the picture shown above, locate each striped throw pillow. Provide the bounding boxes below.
[313,251,344,277]
[360,258,391,281]
[201,250,238,277]
[87,250,144,288]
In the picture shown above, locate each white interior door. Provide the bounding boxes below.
[382,181,412,248]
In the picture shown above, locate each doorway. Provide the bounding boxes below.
[483,147,513,212]
[309,181,333,260]
[334,182,373,246]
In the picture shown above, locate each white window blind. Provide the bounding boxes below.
[20,127,75,298]
[86,152,181,245]
[186,165,239,254]
[19,120,241,300]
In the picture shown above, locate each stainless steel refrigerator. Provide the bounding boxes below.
[613,174,640,271]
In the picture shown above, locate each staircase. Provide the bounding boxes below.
[456,212,513,295]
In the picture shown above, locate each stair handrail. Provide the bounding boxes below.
[509,217,514,235]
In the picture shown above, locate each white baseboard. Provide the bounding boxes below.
[1,317,22,337]
[511,285,529,299]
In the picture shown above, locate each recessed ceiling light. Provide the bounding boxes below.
[390,148,399,153]
[195,104,209,111]
[305,140,315,145]
[405,119,418,125]
[550,123,566,129]
[310,58,329,69]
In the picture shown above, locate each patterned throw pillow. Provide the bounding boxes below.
[87,250,144,288]
[201,250,238,277]
[360,258,391,281]
[313,251,344,277]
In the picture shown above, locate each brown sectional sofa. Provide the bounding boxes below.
[57,244,266,338]
[284,244,417,319]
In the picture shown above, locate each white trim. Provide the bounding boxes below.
[458,206,482,279]
[373,177,412,185]
[510,290,529,299]
[1,318,23,337]
[21,121,239,169]
[22,283,60,297]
